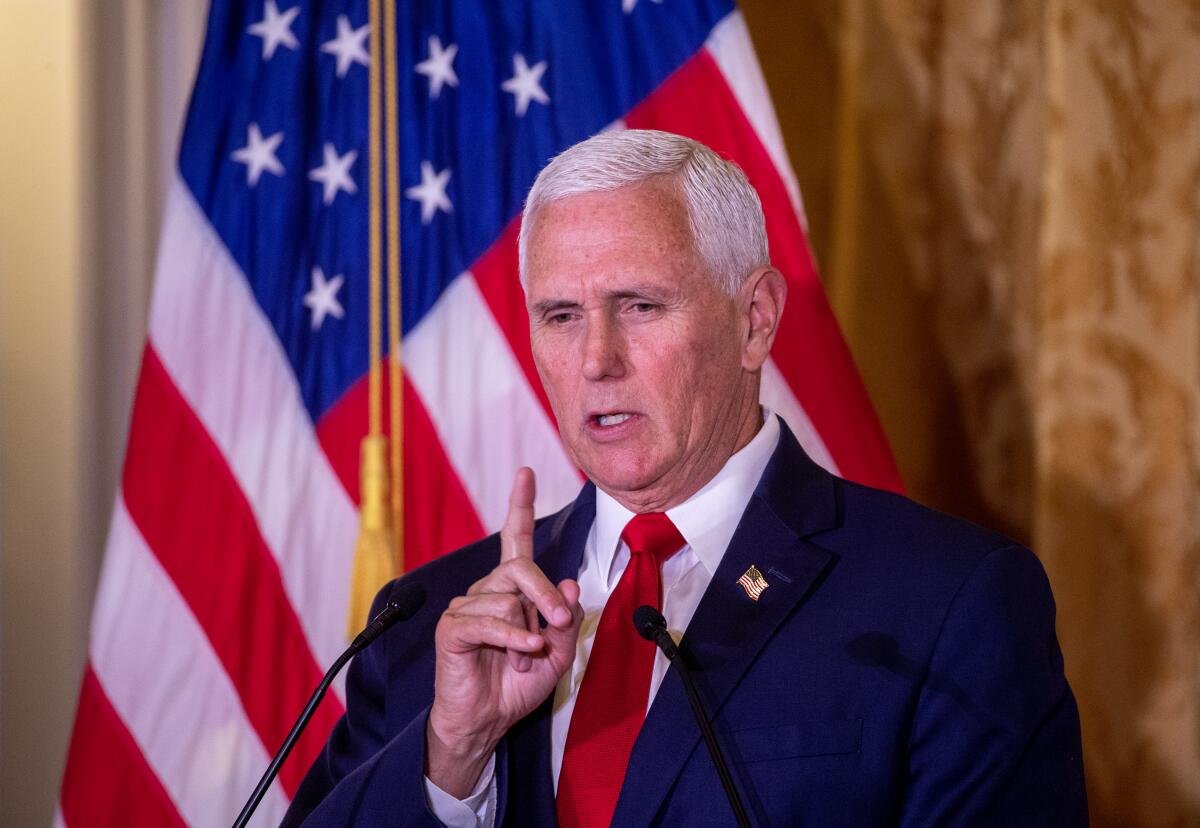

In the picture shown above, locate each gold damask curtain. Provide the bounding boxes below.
[742,0,1200,824]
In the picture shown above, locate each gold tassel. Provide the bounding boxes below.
[346,436,394,638]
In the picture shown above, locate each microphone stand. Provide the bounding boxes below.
[232,585,426,828]
[634,606,752,828]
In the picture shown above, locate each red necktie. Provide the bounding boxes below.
[556,512,686,828]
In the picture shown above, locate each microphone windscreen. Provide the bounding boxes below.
[633,604,666,641]
[392,582,427,621]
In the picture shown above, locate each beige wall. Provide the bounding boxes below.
[0,3,95,823]
[0,1,206,822]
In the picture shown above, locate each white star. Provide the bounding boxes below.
[405,161,453,223]
[622,0,663,13]
[231,123,285,186]
[501,53,550,117]
[248,0,300,60]
[415,35,459,99]
[304,267,345,330]
[308,143,359,205]
[320,15,369,78]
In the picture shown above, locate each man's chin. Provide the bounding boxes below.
[581,462,669,508]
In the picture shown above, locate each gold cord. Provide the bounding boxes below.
[367,0,383,438]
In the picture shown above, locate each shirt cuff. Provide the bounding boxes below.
[423,753,497,828]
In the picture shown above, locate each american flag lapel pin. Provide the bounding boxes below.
[737,565,770,601]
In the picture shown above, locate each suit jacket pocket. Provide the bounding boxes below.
[721,718,862,764]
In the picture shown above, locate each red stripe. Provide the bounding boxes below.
[60,666,186,828]
[317,367,487,570]
[123,345,342,795]
[469,224,557,424]
[625,50,902,492]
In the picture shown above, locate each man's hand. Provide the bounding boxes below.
[426,467,583,797]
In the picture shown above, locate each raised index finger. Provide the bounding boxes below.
[500,467,536,563]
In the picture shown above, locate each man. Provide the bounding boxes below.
[285,130,1087,826]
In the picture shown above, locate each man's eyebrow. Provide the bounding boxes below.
[531,285,676,316]
[531,299,581,316]
[608,286,671,301]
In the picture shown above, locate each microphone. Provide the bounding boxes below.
[633,606,752,828]
[232,583,427,828]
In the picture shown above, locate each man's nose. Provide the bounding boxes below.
[581,314,627,381]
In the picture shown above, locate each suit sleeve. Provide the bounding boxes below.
[898,544,1088,827]
[281,584,445,828]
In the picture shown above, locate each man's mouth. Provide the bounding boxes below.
[595,413,634,427]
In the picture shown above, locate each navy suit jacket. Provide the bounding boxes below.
[285,424,1087,826]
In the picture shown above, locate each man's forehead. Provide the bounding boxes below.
[525,234,700,293]
[527,196,694,261]
[520,180,709,305]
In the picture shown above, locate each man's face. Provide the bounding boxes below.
[525,181,758,510]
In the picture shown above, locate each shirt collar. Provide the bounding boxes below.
[593,410,781,583]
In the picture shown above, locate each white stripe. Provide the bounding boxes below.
[404,272,581,531]
[52,806,67,828]
[90,496,290,826]
[705,11,808,229]
[761,357,841,476]
[149,176,357,683]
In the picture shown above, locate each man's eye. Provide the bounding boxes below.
[630,302,658,313]
[548,312,576,325]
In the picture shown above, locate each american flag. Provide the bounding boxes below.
[57,0,901,824]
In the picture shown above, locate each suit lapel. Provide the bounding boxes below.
[501,484,595,828]
[612,424,841,827]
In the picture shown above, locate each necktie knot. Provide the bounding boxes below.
[620,512,685,565]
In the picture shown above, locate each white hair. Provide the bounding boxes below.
[518,129,770,295]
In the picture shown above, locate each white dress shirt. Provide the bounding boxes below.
[426,412,781,827]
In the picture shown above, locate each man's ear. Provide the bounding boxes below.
[740,267,787,372]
